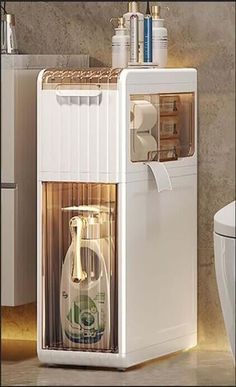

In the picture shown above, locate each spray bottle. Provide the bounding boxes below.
[123,1,144,63]
[111,17,130,68]
[151,5,168,67]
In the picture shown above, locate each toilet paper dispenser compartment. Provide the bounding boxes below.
[130,93,195,163]
[130,99,178,162]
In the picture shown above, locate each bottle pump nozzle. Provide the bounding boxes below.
[128,1,140,13]
[110,17,125,29]
[70,216,87,283]
[151,5,161,19]
[146,0,151,15]
[151,4,169,19]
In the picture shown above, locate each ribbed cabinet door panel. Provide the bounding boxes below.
[39,90,118,181]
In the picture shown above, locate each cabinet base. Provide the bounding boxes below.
[38,332,197,369]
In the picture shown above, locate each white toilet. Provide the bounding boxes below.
[214,200,235,361]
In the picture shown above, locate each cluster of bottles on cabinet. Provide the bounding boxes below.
[111,1,168,68]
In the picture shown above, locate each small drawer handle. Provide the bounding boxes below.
[56,90,102,98]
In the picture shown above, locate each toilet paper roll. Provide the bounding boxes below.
[145,162,172,192]
[136,133,157,161]
[132,100,157,131]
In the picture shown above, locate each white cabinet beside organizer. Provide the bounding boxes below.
[1,55,89,306]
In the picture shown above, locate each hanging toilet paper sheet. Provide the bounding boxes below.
[145,162,172,192]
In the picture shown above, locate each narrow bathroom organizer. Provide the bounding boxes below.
[37,67,197,369]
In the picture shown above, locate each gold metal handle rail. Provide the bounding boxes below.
[42,68,123,85]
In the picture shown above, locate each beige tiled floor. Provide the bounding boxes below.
[1,349,235,386]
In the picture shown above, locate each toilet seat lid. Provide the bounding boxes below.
[214,201,236,238]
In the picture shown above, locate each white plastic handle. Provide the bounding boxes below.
[56,89,102,98]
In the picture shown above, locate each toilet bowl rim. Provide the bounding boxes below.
[214,230,236,240]
[214,201,235,239]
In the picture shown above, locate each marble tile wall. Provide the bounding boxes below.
[3,1,235,350]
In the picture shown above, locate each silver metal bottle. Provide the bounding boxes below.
[130,14,139,63]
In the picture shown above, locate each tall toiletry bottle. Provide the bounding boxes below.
[123,1,144,63]
[144,0,153,63]
[111,17,130,68]
[129,14,139,64]
[151,5,168,67]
